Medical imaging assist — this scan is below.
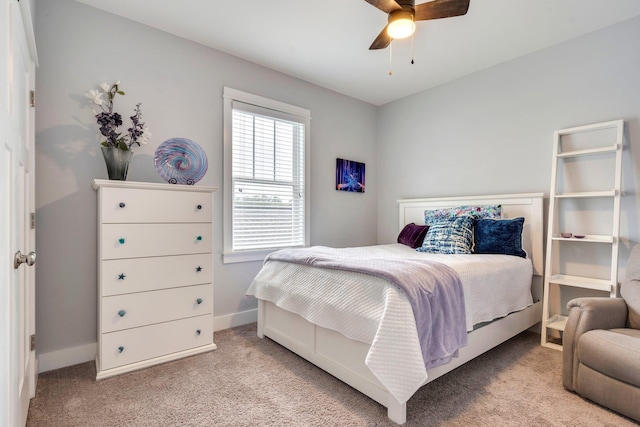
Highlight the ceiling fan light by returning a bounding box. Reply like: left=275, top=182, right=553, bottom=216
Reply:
left=387, top=10, right=415, bottom=39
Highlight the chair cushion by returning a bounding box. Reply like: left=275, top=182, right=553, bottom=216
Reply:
left=622, top=244, right=640, bottom=329
left=577, top=328, right=640, bottom=387
left=622, top=279, right=640, bottom=329
left=626, top=244, right=640, bottom=280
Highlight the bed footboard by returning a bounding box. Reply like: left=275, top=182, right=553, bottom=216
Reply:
left=257, top=299, right=408, bottom=423
left=257, top=299, right=541, bottom=425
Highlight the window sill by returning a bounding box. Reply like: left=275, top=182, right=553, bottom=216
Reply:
left=222, top=246, right=307, bottom=264
left=222, top=249, right=275, bottom=264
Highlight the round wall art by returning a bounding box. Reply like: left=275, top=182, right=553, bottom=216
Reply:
left=154, top=138, right=208, bottom=185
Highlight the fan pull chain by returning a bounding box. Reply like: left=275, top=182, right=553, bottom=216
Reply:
left=388, top=40, right=393, bottom=75
left=411, top=31, right=415, bottom=65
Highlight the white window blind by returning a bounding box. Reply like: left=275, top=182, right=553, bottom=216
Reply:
left=231, top=100, right=307, bottom=252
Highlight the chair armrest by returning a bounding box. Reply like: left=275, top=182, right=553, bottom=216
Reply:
left=562, top=297, right=628, bottom=391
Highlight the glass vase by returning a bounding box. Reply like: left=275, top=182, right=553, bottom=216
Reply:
left=100, top=146, right=133, bottom=181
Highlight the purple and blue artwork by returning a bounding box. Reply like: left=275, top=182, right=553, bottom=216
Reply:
left=336, top=158, right=365, bottom=193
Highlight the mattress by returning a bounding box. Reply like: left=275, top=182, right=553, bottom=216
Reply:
left=246, top=243, right=533, bottom=403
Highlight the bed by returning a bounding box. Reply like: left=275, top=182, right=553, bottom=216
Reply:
left=246, top=193, right=544, bottom=424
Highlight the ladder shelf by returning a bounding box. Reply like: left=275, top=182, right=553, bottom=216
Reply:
left=541, top=119, right=623, bottom=350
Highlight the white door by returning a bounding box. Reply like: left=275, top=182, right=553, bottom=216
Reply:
left=1, top=1, right=37, bottom=426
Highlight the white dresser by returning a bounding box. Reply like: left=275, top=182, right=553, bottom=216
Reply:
left=92, top=179, right=218, bottom=380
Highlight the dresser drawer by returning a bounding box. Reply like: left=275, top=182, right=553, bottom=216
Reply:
left=100, top=187, right=212, bottom=223
left=100, top=223, right=212, bottom=260
left=100, top=254, right=213, bottom=297
left=100, top=314, right=213, bottom=370
left=101, top=284, right=212, bottom=333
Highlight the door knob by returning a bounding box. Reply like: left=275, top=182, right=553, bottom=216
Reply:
left=14, top=250, right=36, bottom=269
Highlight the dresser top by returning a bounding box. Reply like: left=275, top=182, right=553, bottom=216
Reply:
left=92, top=179, right=217, bottom=193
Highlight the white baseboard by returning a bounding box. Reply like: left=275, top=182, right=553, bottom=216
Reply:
left=213, top=309, right=257, bottom=331
left=37, top=310, right=258, bottom=373
left=38, top=342, right=97, bottom=374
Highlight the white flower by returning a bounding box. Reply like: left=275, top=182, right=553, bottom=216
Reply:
left=99, top=82, right=110, bottom=92
left=139, top=128, right=152, bottom=145
left=85, top=89, right=103, bottom=106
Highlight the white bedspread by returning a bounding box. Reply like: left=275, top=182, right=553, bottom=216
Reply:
left=246, top=243, right=533, bottom=404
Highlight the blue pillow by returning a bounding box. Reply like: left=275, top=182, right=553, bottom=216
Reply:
left=417, top=216, right=475, bottom=254
left=474, top=217, right=526, bottom=258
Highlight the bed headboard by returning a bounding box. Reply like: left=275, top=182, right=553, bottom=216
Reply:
left=397, top=193, right=544, bottom=276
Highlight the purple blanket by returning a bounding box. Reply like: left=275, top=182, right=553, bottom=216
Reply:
left=266, top=247, right=468, bottom=369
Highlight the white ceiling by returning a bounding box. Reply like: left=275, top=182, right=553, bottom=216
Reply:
left=75, top=0, right=640, bottom=106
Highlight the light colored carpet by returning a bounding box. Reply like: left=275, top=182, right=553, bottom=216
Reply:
left=27, top=323, right=636, bottom=426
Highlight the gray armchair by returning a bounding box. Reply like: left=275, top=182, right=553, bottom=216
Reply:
left=562, top=244, right=640, bottom=422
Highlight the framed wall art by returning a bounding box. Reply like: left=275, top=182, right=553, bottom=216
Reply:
left=336, top=158, right=365, bottom=193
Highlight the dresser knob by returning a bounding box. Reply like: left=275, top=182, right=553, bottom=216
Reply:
left=118, top=346, right=124, bottom=353
left=196, top=298, right=203, bottom=305
left=119, top=202, right=125, bottom=208
left=196, top=266, right=202, bottom=272
left=196, top=329, right=201, bottom=336
left=118, top=310, right=126, bottom=317
left=118, top=238, right=125, bottom=244
left=118, top=273, right=126, bottom=280
left=196, top=204, right=202, bottom=210
left=196, top=235, right=202, bottom=241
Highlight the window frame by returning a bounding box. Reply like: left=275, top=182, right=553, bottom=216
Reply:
left=223, top=87, right=311, bottom=264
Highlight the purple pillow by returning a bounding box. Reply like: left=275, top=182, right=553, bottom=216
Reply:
left=397, top=223, right=429, bottom=249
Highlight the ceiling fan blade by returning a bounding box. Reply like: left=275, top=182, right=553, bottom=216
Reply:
left=369, top=25, right=392, bottom=50
left=414, top=0, right=470, bottom=21
left=364, top=0, right=402, bottom=14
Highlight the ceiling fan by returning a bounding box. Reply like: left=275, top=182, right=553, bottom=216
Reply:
left=366, top=0, right=470, bottom=50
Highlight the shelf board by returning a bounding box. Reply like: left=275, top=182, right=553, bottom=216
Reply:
left=554, top=190, right=616, bottom=198
left=557, top=120, right=622, bottom=135
left=557, top=145, right=618, bottom=158
left=551, top=234, right=614, bottom=243
left=546, top=314, right=568, bottom=332
left=541, top=341, right=563, bottom=351
left=548, top=274, right=612, bottom=292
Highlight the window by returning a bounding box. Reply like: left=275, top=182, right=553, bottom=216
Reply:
left=223, top=88, right=310, bottom=263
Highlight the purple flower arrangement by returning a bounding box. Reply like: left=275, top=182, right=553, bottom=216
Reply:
left=86, top=81, right=151, bottom=150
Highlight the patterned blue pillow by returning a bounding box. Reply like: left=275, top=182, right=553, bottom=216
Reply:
left=417, top=216, right=475, bottom=254
left=424, top=204, right=501, bottom=226
left=474, top=217, right=526, bottom=258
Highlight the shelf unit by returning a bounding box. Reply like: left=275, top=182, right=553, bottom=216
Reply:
left=541, top=120, right=623, bottom=350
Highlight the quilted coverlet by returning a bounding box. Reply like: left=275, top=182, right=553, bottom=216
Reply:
left=266, top=246, right=468, bottom=370
left=247, top=244, right=533, bottom=403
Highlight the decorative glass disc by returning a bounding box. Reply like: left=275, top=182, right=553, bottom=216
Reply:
left=154, top=138, right=208, bottom=185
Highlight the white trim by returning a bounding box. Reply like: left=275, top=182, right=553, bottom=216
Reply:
left=213, top=309, right=258, bottom=331
left=38, top=343, right=97, bottom=373
left=222, top=249, right=272, bottom=264
left=18, top=0, right=38, bottom=66
left=223, top=87, right=311, bottom=120
left=223, top=87, right=311, bottom=263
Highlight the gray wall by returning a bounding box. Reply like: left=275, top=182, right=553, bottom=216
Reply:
left=35, top=0, right=640, bottom=365
left=376, top=16, right=640, bottom=276
left=34, top=0, right=377, bottom=357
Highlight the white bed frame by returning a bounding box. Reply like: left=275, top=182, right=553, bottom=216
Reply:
left=256, top=193, right=544, bottom=424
